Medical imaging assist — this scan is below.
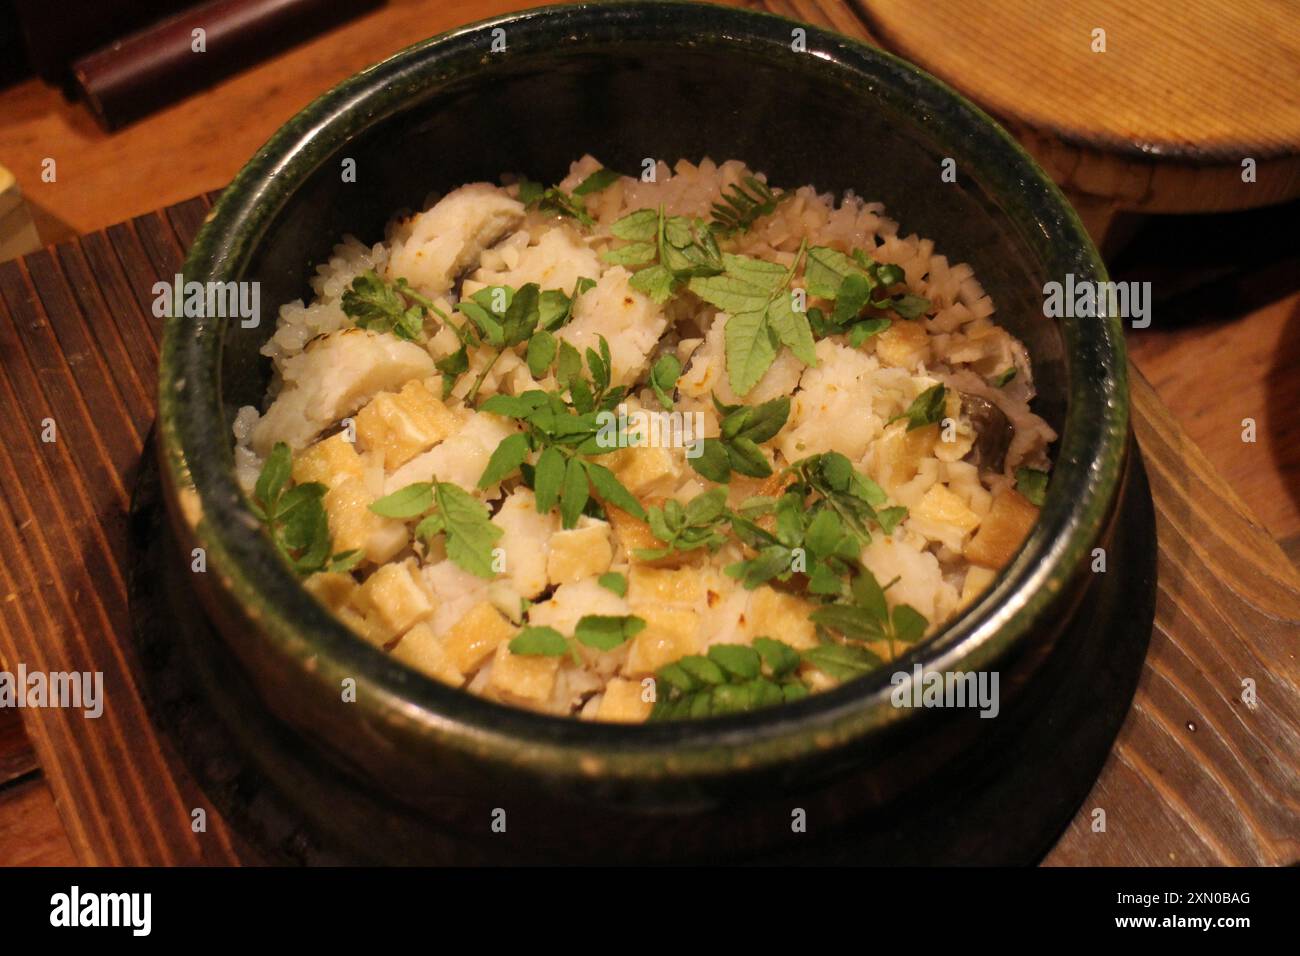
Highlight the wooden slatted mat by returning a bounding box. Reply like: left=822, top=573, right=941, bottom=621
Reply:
left=0, top=194, right=1297, bottom=865
left=0, top=195, right=246, bottom=864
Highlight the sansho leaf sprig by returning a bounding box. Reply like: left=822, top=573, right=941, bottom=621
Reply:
left=689, top=394, right=791, bottom=484
left=368, top=479, right=503, bottom=579
left=603, top=204, right=725, bottom=305
left=251, top=442, right=361, bottom=576
left=475, top=345, right=647, bottom=528
left=341, top=270, right=446, bottom=342
left=509, top=614, right=647, bottom=665
left=651, top=639, right=808, bottom=720
left=518, top=166, right=623, bottom=225
left=688, top=242, right=816, bottom=397
left=803, top=246, right=931, bottom=344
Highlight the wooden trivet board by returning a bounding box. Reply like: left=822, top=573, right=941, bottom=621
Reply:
left=0, top=193, right=1296, bottom=865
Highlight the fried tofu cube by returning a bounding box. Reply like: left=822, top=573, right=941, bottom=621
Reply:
left=607, top=505, right=695, bottom=568
left=911, top=483, right=982, bottom=551
left=959, top=565, right=998, bottom=609
left=485, top=642, right=560, bottom=705
left=303, top=571, right=359, bottom=611
left=442, top=601, right=516, bottom=673
left=335, top=605, right=393, bottom=648
left=874, top=319, right=931, bottom=369
left=323, top=475, right=408, bottom=564
left=873, top=419, right=939, bottom=489
left=355, top=379, right=457, bottom=469
left=628, top=566, right=704, bottom=607
left=354, top=560, right=433, bottom=635
left=546, top=519, right=614, bottom=585
left=748, top=586, right=818, bottom=650
left=596, top=677, right=653, bottom=723
left=726, top=471, right=796, bottom=507
left=391, top=621, right=465, bottom=686
left=604, top=444, right=680, bottom=497
left=964, top=488, right=1039, bottom=570
left=624, top=606, right=700, bottom=676
left=292, top=432, right=364, bottom=488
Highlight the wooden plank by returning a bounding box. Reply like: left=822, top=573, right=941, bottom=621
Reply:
left=0, top=0, right=1294, bottom=865
left=0, top=777, right=78, bottom=866
left=1127, top=290, right=1300, bottom=553
left=2, top=195, right=1296, bottom=866
left=1044, top=372, right=1300, bottom=865
left=0, top=711, right=37, bottom=789
left=0, top=229, right=242, bottom=865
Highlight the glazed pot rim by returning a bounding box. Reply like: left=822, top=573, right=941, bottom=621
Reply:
left=159, top=0, right=1128, bottom=781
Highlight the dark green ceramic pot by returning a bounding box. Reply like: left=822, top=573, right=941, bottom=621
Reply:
left=158, top=1, right=1128, bottom=862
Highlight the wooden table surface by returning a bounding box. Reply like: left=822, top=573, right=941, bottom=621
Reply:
left=0, top=0, right=1296, bottom=866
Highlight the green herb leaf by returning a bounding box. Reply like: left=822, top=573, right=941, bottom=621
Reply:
left=602, top=241, right=658, bottom=266
left=597, top=571, right=627, bottom=597
left=875, top=505, right=908, bottom=535
left=708, top=643, right=762, bottom=680
left=804, top=246, right=867, bottom=300
left=847, top=317, right=891, bottom=347
left=435, top=481, right=503, bottom=579
left=251, top=443, right=341, bottom=575
left=413, top=512, right=444, bottom=541
left=690, top=247, right=809, bottom=396
left=532, top=446, right=565, bottom=513
left=510, top=626, right=569, bottom=656
left=341, top=270, right=431, bottom=341
left=538, top=284, right=585, bottom=331
left=277, top=483, right=327, bottom=553
left=678, top=655, right=727, bottom=686
left=898, top=383, right=947, bottom=432
left=888, top=293, right=931, bottom=319
left=583, top=461, right=646, bottom=520
left=253, top=442, right=292, bottom=517
left=752, top=636, right=801, bottom=678
left=526, top=330, right=557, bottom=378
left=520, top=180, right=594, bottom=225
left=574, top=614, right=646, bottom=651
left=849, top=567, right=889, bottom=623
left=710, top=175, right=786, bottom=236
left=572, top=167, right=622, bottom=196
left=555, top=340, right=584, bottom=389
left=478, top=432, right=530, bottom=489
left=735, top=396, right=790, bottom=444
left=368, top=482, right=434, bottom=518
left=767, top=289, right=818, bottom=365
left=725, top=544, right=793, bottom=589
left=327, top=549, right=363, bottom=574
left=559, top=455, right=589, bottom=528
left=628, top=263, right=676, bottom=304
left=435, top=343, right=470, bottom=398
left=688, top=437, right=733, bottom=483
left=689, top=396, right=790, bottom=484
left=830, top=271, right=874, bottom=326
left=610, top=208, right=659, bottom=242
left=1015, top=466, right=1049, bottom=506
left=810, top=603, right=885, bottom=642
left=649, top=353, right=681, bottom=410
left=891, top=604, right=928, bottom=644
left=802, top=642, right=883, bottom=681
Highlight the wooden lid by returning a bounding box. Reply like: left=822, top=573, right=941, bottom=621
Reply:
left=858, top=0, right=1300, bottom=159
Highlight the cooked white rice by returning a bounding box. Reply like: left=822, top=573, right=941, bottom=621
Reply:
left=233, top=155, right=1056, bottom=722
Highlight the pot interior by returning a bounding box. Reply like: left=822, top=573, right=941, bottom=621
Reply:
left=222, top=36, right=1068, bottom=436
